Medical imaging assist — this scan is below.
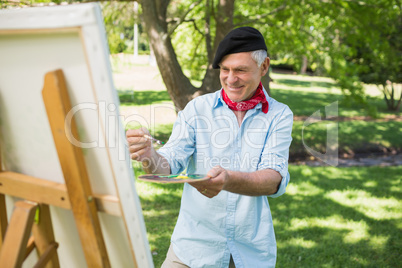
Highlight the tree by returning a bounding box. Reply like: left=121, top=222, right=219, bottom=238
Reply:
left=3, top=0, right=400, bottom=113
left=138, top=0, right=306, bottom=111
left=342, top=2, right=402, bottom=111
left=138, top=0, right=401, bottom=112
left=139, top=0, right=236, bottom=111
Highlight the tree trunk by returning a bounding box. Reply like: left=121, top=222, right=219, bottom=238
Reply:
left=199, top=0, right=234, bottom=94
left=141, top=0, right=195, bottom=111
left=261, top=70, right=271, bottom=96
left=380, top=83, right=401, bottom=111
left=300, top=55, right=308, bottom=75
left=140, top=0, right=235, bottom=111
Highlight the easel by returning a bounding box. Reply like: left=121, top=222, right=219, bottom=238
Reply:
left=0, top=70, right=119, bottom=267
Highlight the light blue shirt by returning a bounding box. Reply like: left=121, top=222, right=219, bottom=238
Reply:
left=158, top=88, right=293, bottom=268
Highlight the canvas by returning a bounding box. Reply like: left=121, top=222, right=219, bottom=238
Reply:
left=0, top=3, right=153, bottom=267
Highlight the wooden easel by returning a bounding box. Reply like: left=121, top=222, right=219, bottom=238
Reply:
left=0, top=70, right=117, bottom=267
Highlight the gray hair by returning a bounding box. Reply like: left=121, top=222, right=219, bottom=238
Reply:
left=251, top=49, right=268, bottom=67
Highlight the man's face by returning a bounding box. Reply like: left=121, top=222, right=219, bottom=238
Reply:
left=219, top=52, right=269, bottom=102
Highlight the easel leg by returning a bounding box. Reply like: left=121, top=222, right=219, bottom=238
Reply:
left=0, top=151, right=8, bottom=249
left=32, top=204, right=60, bottom=268
left=0, top=201, right=37, bottom=267
left=42, top=69, right=110, bottom=267
left=0, top=193, right=7, bottom=248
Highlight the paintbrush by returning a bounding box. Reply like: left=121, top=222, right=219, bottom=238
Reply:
left=143, top=134, right=164, bottom=145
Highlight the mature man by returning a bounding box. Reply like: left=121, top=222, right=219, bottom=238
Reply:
left=127, top=27, right=293, bottom=268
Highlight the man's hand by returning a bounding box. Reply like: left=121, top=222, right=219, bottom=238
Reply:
left=190, top=166, right=283, bottom=197
left=190, top=165, right=228, bottom=198
left=126, top=127, right=154, bottom=162
left=126, top=127, right=171, bottom=175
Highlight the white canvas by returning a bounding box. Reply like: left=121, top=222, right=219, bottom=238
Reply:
left=0, top=3, right=153, bottom=267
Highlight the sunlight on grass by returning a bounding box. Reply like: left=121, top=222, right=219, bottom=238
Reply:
left=271, top=72, right=341, bottom=94
left=363, top=180, right=378, bottom=188
left=287, top=215, right=370, bottom=244
left=271, top=166, right=401, bottom=267
left=270, top=72, right=385, bottom=99
left=283, top=237, right=317, bottom=249
left=326, top=190, right=402, bottom=220
left=285, top=181, right=323, bottom=196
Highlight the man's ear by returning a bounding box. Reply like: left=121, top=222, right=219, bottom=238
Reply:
left=261, top=57, right=270, bottom=76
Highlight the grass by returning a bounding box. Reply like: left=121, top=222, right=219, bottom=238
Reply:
left=272, top=166, right=401, bottom=268
left=134, top=165, right=402, bottom=267
left=118, top=90, right=171, bottom=106
left=269, top=73, right=398, bottom=118
left=291, top=120, right=402, bottom=159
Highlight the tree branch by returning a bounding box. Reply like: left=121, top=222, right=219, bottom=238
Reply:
left=167, top=0, right=202, bottom=36
left=190, top=34, right=204, bottom=63
left=397, top=87, right=402, bottom=111
left=234, top=3, right=287, bottom=27
left=205, top=0, right=213, bottom=63
left=186, top=19, right=203, bottom=35
left=381, top=84, right=391, bottom=107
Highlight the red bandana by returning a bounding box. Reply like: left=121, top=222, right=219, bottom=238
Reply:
left=221, top=82, right=269, bottom=113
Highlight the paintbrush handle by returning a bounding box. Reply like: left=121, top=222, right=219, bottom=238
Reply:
left=143, top=134, right=164, bottom=145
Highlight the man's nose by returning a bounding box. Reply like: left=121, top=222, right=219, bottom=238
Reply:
left=227, top=71, right=238, bottom=84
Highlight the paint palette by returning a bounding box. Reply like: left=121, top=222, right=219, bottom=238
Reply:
left=137, top=174, right=209, bottom=183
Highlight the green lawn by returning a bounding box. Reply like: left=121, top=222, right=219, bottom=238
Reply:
left=135, top=165, right=401, bottom=267
left=118, top=90, right=171, bottom=106
left=291, top=120, right=402, bottom=160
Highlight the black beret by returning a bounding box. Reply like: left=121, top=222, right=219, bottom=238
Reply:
left=212, top=26, right=267, bottom=69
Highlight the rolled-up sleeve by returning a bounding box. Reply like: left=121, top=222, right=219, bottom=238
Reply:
left=257, top=106, right=293, bottom=198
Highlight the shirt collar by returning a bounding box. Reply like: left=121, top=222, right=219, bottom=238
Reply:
left=213, top=89, right=224, bottom=109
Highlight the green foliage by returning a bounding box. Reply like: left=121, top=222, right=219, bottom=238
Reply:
left=164, top=0, right=400, bottom=113
left=169, top=1, right=209, bottom=81
left=333, top=1, right=402, bottom=112
left=101, top=2, right=149, bottom=54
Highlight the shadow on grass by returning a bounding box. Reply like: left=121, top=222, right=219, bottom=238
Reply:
left=290, top=120, right=402, bottom=160
left=271, top=89, right=367, bottom=117
left=274, top=78, right=335, bottom=89
left=271, top=166, right=401, bottom=267
left=118, top=90, right=171, bottom=105
left=271, top=87, right=398, bottom=119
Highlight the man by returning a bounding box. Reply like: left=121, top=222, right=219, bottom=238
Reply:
left=127, top=27, right=293, bottom=268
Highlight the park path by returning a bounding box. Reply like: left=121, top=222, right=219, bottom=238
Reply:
left=112, top=54, right=401, bottom=167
